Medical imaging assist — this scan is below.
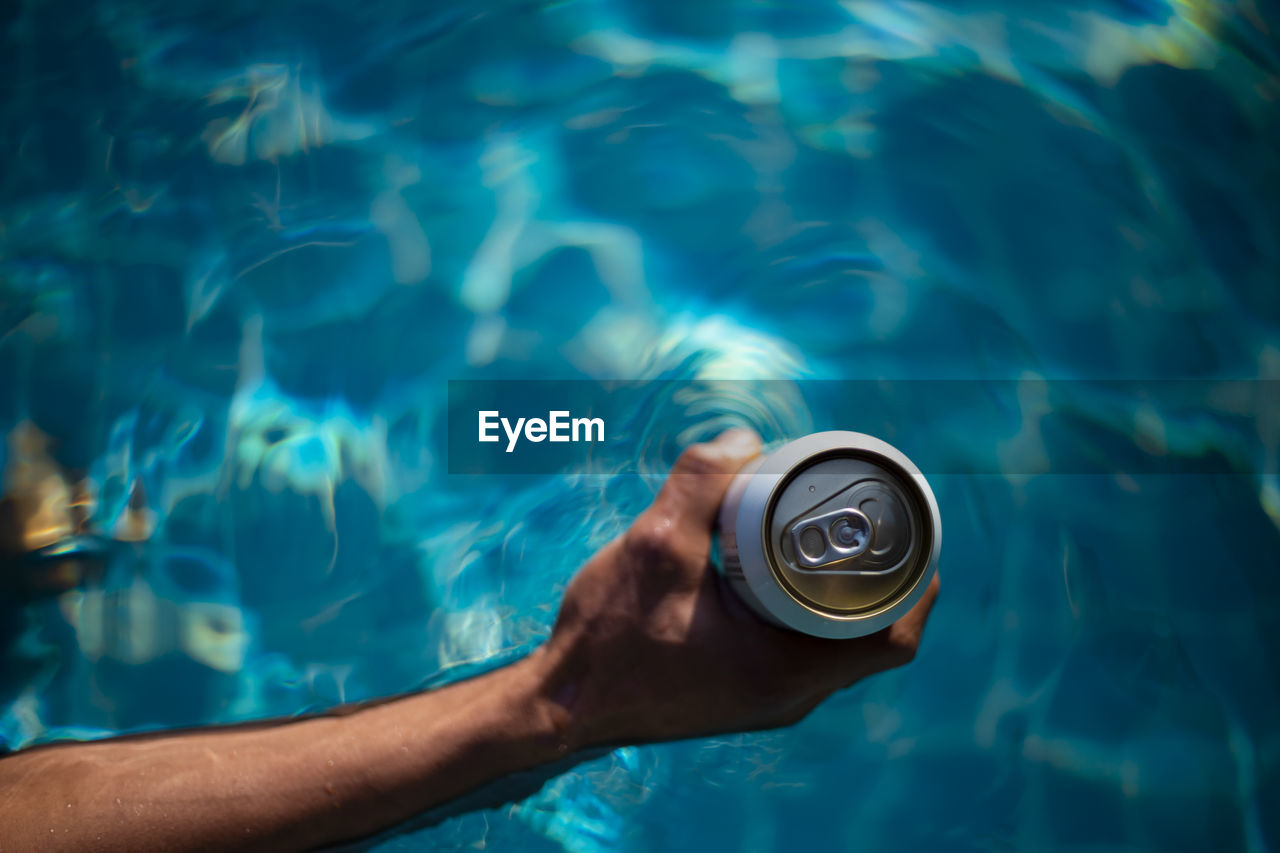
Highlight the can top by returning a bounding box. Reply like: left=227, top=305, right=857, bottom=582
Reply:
left=764, top=449, right=932, bottom=617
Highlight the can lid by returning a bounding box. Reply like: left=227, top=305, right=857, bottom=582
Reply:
left=765, top=450, right=931, bottom=616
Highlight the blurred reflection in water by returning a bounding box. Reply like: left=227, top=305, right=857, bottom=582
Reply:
left=0, top=0, right=1277, bottom=850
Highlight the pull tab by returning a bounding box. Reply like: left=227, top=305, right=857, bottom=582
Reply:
left=789, top=507, right=872, bottom=570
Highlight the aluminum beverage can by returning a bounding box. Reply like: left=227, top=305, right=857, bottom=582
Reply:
left=717, top=431, right=941, bottom=639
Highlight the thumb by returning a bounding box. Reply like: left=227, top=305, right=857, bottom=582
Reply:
left=647, top=428, right=762, bottom=539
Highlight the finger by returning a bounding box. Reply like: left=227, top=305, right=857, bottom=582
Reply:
left=826, top=572, right=940, bottom=685
left=646, top=428, right=762, bottom=539
left=890, top=571, right=940, bottom=649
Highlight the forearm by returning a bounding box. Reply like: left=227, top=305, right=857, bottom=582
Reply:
left=0, top=651, right=571, bottom=852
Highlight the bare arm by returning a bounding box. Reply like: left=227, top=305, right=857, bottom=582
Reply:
left=0, top=429, right=939, bottom=851
left=0, top=654, right=570, bottom=852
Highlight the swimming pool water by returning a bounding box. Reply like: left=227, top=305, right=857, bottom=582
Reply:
left=1, top=0, right=1278, bottom=850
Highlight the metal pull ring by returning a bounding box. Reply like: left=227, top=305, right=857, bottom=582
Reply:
left=788, top=507, right=872, bottom=571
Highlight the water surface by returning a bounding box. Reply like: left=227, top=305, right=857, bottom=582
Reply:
left=1, top=0, right=1277, bottom=849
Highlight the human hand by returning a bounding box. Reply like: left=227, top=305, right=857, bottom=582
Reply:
left=539, top=428, right=940, bottom=750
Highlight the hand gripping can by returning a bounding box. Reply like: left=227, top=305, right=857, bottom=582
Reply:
left=717, top=431, right=941, bottom=639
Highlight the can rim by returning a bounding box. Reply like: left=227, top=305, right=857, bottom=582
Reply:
left=730, top=430, right=941, bottom=639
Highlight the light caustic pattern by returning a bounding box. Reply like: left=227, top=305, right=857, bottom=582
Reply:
left=0, top=0, right=1278, bottom=850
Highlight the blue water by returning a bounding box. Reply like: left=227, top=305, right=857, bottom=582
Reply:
left=2, top=0, right=1278, bottom=849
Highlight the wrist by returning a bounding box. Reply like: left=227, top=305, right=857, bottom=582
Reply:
left=527, top=631, right=644, bottom=753
left=522, top=643, right=588, bottom=754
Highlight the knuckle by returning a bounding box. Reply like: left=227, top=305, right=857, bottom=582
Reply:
left=890, top=631, right=920, bottom=665
left=624, top=516, right=679, bottom=562
left=675, top=442, right=724, bottom=476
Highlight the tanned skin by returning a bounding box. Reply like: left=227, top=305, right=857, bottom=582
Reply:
left=0, top=429, right=939, bottom=851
